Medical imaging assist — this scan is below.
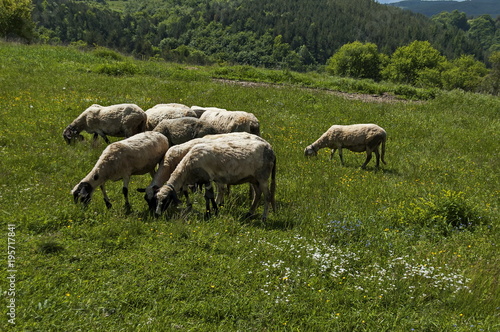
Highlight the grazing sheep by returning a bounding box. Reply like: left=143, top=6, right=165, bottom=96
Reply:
left=138, top=132, right=266, bottom=215
left=145, top=103, right=197, bottom=130
left=190, top=106, right=228, bottom=118
left=199, top=109, right=261, bottom=136
left=152, top=117, right=219, bottom=146
left=304, top=124, right=387, bottom=168
left=63, top=103, right=147, bottom=144
left=155, top=135, right=276, bottom=221
left=72, top=131, right=169, bottom=210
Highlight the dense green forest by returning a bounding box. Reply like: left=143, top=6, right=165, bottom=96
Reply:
left=27, top=0, right=492, bottom=70
left=391, top=0, right=500, bottom=18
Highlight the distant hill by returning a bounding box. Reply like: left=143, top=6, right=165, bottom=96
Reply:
left=32, top=0, right=487, bottom=69
left=389, top=0, right=500, bottom=17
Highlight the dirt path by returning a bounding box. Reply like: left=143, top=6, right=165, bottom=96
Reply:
left=214, top=78, right=417, bottom=104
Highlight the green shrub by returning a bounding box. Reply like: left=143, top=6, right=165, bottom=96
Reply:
left=93, top=62, right=139, bottom=76
left=92, top=47, right=124, bottom=61
left=383, top=190, right=485, bottom=236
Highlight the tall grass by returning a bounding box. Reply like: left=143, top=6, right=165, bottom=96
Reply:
left=1, top=43, right=499, bottom=330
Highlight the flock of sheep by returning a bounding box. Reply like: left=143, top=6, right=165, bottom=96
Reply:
left=65, top=103, right=387, bottom=221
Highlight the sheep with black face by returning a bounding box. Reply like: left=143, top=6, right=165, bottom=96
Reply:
left=155, top=135, right=276, bottom=221
left=63, top=103, right=146, bottom=144
left=138, top=132, right=267, bottom=216
left=72, top=131, right=169, bottom=211
left=304, top=124, right=387, bottom=169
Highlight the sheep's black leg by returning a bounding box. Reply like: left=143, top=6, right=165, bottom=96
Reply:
left=373, top=147, right=381, bottom=168
left=102, top=135, right=110, bottom=144
left=329, top=148, right=337, bottom=160
left=361, top=151, right=372, bottom=169
left=248, top=183, right=262, bottom=217
left=338, top=148, right=345, bottom=166
left=215, top=183, right=226, bottom=207
left=101, top=184, right=112, bottom=209
left=122, top=178, right=131, bottom=212
left=183, top=189, right=192, bottom=208
left=204, top=183, right=217, bottom=219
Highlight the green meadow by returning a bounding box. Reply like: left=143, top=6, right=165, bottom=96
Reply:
left=1, top=43, right=499, bottom=331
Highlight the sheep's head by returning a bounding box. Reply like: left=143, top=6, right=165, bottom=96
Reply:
left=304, top=145, right=317, bottom=157
left=63, top=125, right=84, bottom=144
left=137, top=185, right=160, bottom=213
left=155, top=184, right=181, bottom=216
left=72, top=182, right=94, bottom=207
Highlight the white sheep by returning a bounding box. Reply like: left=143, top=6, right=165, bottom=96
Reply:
left=145, top=103, right=197, bottom=130
left=199, top=109, right=261, bottom=136
left=304, top=124, right=387, bottom=168
left=152, top=117, right=219, bottom=146
left=138, top=132, right=266, bottom=214
left=190, top=105, right=228, bottom=118
left=155, top=135, right=276, bottom=221
left=63, top=103, right=146, bottom=144
left=72, top=131, right=169, bottom=211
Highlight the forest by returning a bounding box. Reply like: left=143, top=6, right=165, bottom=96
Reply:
left=25, top=0, right=498, bottom=68
left=391, top=0, right=500, bottom=18
left=1, top=0, right=499, bottom=93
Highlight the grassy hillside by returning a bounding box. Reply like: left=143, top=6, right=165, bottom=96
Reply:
left=1, top=43, right=499, bottom=330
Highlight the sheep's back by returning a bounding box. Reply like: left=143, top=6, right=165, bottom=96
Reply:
left=97, top=132, right=169, bottom=179
left=85, top=104, right=146, bottom=137
left=199, top=110, right=260, bottom=134
left=145, top=105, right=197, bottom=130
left=177, top=139, right=274, bottom=185
left=330, top=124, right=385, bottom=145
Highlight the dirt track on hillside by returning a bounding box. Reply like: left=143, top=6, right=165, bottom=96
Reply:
left=214, top=78, right=419, bottom=104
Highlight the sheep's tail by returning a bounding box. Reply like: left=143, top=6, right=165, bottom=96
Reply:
left=381, top=135, right=387, bottom=165
left=270, top=157, right=277, bottom=211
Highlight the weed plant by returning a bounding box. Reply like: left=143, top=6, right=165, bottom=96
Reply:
left=0, top=43, right=499, bottom=330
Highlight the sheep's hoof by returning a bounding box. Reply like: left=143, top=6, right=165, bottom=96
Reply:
left=124, top=203, right=132, bottom=214
left=204, top=211, right=212, bottom=220
left=105, top=201, right=112, bottom=209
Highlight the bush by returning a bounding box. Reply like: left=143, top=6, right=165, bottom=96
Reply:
left=92, top=47, right=124, bottom=61
left=93, top=62, right=139, bottom=76
left=326, top=41, right=382, bottom=80
left=383, top=190, right=485, bottom=236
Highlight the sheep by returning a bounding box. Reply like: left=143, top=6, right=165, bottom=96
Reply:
left=152, top=117, right=219, bottom=146
left=63, top=103, right=146, bottom=144
left=199, top=109, right=261, bottom=136
left=145, top=103, right=197, bottom=130
left=190, top=105, right=228, bottom=118
left=138, top=132, right=267, bottom=215
left=72, top=131, right=169, bottom=211
left=304, top=124, right=387, bottom=169
left=154, top=135, right=277, bottom=221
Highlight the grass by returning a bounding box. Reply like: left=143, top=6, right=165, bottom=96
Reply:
left=0, top=43, right=499, bottom=331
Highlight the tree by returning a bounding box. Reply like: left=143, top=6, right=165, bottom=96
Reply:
left=382, top=41, right=447, bottom=85
left=480, top=51, right=500, bottom=95
left=432, top=10, right=469, bottom=31
left=0, top=0, right=33, bottom=40
left=441, top=55, right=488, bottom=91
left=467, top=15, right=496, bottom=50
left=326, top=41, right=382, bottom=80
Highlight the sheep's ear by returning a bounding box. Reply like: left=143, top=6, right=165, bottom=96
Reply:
left=137, top=188, right=146, bottom=193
